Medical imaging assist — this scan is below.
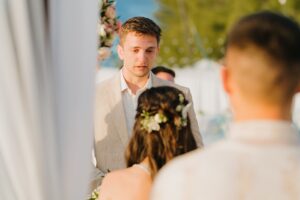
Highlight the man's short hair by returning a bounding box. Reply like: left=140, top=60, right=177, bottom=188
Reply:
left=226, top=11, right=300, bottom=103
left=151, top=66, right=176, bottom=78
left=119, top=16, right=161, bottom=45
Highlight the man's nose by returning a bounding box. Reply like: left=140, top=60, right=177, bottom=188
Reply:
left=137, top=51, right=147, bottom=62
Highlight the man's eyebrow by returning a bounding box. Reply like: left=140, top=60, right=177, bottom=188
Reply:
left=130, top=46, right=141, bottom=49
left=130, top=46, right=156, bottom=49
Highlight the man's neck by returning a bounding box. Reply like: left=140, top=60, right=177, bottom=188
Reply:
left=122, top=72, right=149, bottom=95
left=233, top=101, right=292, bottom=122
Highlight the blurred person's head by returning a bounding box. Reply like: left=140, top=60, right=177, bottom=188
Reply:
left=118, top=17, right=161, bottom=80
left=222, top=11, right=300, bottom=121
left=125, top=86, right=197, bottom=178
left=151, top=66, right=176, bottom=82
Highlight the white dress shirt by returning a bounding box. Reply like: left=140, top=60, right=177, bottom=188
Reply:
left=120, top=70, right=152, bottom=136
left=151, top=120, right=300, bottom=200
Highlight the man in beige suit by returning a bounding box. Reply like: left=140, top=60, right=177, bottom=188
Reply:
left=92, top=17, right=203, bottom=188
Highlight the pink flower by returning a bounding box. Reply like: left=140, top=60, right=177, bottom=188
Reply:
left=105, top=5, right=115, bottom=19
left=104, top=24, right=115, bottom=34
left=98, top=47, right=111, bottom=61
left=98, top=0, right=119, bottom=52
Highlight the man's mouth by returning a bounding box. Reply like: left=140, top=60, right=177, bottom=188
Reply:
left=135, top=65, right=148, bottom=68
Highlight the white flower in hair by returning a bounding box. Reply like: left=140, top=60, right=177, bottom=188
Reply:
left=181, top=103, right=191, bottom=119
left=147, top=118, right=160, bottom=132
left=141, top=111, right=168, bottom=133
left=176, top=94, right=185, bottom=112
left=179, top=93, right=185, bottom=103
left=176, top=104, right=184, bottom=112
left=154, top=113, right=168, bottom=123
left=174, top=93, right=191, bottom=128
left=181, top=103, right=191, bottom=127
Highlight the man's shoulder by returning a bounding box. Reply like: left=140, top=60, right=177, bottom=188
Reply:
left=159, top=140, right=231, bottom=174
left=154, top=77, right=189, bottom=93
left=96, top=73, right=119, bottom=91
left=151, top=141, right=238, bottom=199
left=151, top=149, right=204, bottom=199
left=168, top=149, right=203, bottom=170
left=156, top=149, right=203, bottom=181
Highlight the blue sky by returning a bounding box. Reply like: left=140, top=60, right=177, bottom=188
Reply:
left=116, top=0, right=158, bottom=22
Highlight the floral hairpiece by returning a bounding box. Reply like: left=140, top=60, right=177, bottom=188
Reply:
left=141, top=111, right=168, bottom=133
left=140, top=93, right=191, bottom=133
left=175, top=94, right=191, bottom=128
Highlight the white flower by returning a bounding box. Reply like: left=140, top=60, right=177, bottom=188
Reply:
left=99, top=24, right=106, bottom=37
left=141, top=111, right=168, bottom=133
left=147, top=118, right=160, bottom=132
left=176, top=105, right=184, bottom=112
left=154, top=113, right=161, bottom=123
left=181, top=103, right=191, bottom=119
left=179, top=93, right=185, bottom=103
left=154, top=113, right=168, bottom=123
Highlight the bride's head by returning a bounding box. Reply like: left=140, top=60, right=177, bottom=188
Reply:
left=125, top=86, right=197, bottom=178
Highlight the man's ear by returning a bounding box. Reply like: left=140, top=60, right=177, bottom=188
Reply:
left=117, top=44, right=124, bottom=60
left=221, top=66, right=231, bottom=94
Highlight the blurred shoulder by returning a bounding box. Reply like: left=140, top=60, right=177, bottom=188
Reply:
left=151, top=149, right=203, bottom=200
left=96, top=72, right=119, bottom=91
left=100, top=167, right=152, bottom=200
left=151, top=141, right=235, bottom=200
left=154, top=140, right=236, bottom=181
left=100, top=169, right=125, bottom=187
left=99, top=168, right=130, bottom=194
left=157, top=148, right=204, bottom=176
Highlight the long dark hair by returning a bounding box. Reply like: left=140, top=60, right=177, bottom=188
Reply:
left=125, top=86, right=197, bottom=178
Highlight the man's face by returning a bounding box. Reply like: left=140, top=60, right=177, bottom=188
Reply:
left=118, top=32, right=159, bottom=79
left=156, top=72, right=175, bottom=82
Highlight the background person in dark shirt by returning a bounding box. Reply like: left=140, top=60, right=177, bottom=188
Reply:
left=151, top=66, right=175, bottom=82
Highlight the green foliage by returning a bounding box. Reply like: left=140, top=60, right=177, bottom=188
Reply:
left=155, top=0, right=300, bottom=67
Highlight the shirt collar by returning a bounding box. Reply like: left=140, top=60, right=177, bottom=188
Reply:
left=120, top=69, right=153, bottom=92
left=228, top=120, right=300, bottom=145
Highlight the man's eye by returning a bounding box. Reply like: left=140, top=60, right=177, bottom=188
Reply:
left=133, top=49, right=139, bottom=53
left=146, top=50, right=153, bottom=53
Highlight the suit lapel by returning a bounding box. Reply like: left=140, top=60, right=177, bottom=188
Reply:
left=108, top=74, right=129, bottom=146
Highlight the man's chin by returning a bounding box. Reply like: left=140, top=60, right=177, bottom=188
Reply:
left=134, top=71, right=150, bottom=78
left=133, top=67, right=150, bottom=77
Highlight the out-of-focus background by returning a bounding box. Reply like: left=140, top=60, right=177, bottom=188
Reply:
left=99, top=0, right=300, bottom=145
left=3, top=1, right=300, bottom=199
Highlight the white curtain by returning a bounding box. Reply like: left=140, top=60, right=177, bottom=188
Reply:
left=0, top=0, right=98, bottom=199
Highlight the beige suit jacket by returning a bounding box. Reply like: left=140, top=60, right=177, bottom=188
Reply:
left=92, top=72, right=203, bottom=187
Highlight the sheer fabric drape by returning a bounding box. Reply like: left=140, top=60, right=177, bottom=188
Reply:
left=0, top=0, right=98, bottom=199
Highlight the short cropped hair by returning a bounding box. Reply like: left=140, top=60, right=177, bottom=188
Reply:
left=119, top=16, right=161, bottom=45
left=226, top=11, right=300, bottom=103
left=151, top=66, right=176, bottom=78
